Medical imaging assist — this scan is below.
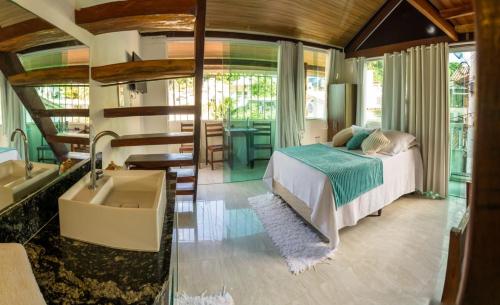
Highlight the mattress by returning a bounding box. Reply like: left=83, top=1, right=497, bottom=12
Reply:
left=263, top=146, right=423, bottom=248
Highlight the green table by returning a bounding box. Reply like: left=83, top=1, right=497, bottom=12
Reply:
left=224, top=127, right=258, bottom=169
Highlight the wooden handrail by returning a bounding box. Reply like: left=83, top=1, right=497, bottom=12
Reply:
left=441, top=207, right=470, bottom=305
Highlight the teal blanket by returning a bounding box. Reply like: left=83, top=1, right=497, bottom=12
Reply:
left=278, top=144, right=383, bottom=208
left=0, top=147, right=15, bottom=153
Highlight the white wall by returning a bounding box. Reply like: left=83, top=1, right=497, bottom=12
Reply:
left=302, top=119, right=329, bottom=144
left=139, top=36, right=173, bottom=155
left=90, top=31, right=145, bottom=167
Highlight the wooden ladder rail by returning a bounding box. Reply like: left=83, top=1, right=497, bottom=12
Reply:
left=441, top=206, right=470, bottom=305
left=192, top=0, right=206, bottom=200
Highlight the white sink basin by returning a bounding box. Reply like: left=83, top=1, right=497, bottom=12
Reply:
left=58, top=170, right=167, bottom=252
left=0, top=160, right=59, bottom=210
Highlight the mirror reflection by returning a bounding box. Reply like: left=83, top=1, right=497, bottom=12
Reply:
left=0, top=0, right=89, bottom=211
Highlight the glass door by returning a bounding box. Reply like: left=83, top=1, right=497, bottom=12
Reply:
left=449, top=49, right=475, bottom=198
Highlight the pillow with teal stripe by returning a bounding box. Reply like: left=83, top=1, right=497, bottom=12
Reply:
left=346, top=130, right=371, bottom=150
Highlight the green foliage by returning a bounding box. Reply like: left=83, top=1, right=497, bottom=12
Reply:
left=366, top=60, right=384, bottom=84
left=250, top=77, right=274, bottom=98
left=449, top=62, right=461, bottom=77
left=208, top=97, right=234, bottom=120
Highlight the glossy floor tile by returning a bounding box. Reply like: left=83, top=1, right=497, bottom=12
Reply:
left=175, top=180, right=466, bottom=305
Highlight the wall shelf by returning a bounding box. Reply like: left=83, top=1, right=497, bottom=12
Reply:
left=91, top=59, right=195, bottom=85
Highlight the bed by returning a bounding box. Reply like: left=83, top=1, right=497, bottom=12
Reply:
left=263, top=144, right=423, bottom=248
left=0, top=147, right=19, bottom=163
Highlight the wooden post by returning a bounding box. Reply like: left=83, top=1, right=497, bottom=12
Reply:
left=458, top=0, right=500, bottom=303
left=192, top=0, right=206, bottom=200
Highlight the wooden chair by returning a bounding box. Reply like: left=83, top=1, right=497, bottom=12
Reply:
left=252, top=121, right=273, bottom=161
left=205, top=122, right=224, bottom=170
left=441, top=207, right=470, bottom=305
left=179, top=122, right=194, bottom=153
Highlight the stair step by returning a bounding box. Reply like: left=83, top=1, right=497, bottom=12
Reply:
left=104, top=106, right=195, bottom=118
left=111, top=132, right=193, bottom=147
left=91, top=59, right=195, bottom=85
left=46, top=133, right=90, bottom=145
left=8, top=65, right=90, bottom=86
left=168, top=168, right=195, bottom=183
left=32, top=108, right=89, bottom=118
left=125, top=153, right=194, bottom=169
left=63, top=151, right=90, bottom=161
left=176, top=182, right=195, bottom=195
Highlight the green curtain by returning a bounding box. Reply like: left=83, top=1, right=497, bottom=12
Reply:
left=326, top=49, right=345, bottom=85
left=355, top=57, right=366, bottom=126
left=382, top=52, right=407, bottom=131
left=276, top=41, right=304, bottom=148
left=295, top=42, right=305, bottom=134
left=406, top=43, right=449, bottom=196
left=380, top=43, right=450, bottom=196
left=325, top=49, right=346, bottom=126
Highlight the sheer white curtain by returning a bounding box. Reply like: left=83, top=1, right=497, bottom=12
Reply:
left=326, top=49, right=345, bottom=85
left=276, top=41, right=305, bottom=148
left=0, top=72, right=26, bottom=157
left=382, top=43, right=449, bottom=196
left=355, top=57, right=366, bottom=126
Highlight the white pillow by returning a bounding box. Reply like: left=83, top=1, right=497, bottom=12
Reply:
left=361, top=130, right=391, bottom=154
left=379, top=130, right=416, bottom=155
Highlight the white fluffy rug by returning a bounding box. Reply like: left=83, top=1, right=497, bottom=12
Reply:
left=248, top=193, right=335, bottom=274
left=176, top=292, right=234, bottom=305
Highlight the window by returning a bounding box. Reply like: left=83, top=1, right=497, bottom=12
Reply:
left=18, top=48, right=90, bottom=131
left=166, top=39, right=278, bottom=122
left=363, top=59, right=383, bottom=127
left=304, top=48, right=327, bottom=120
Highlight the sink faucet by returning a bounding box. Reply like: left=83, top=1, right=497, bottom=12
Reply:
left=89, top=130, right=119, bottom=190
left=10, top=128, right=33, bottom=179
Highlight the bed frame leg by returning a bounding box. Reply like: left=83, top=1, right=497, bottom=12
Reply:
left=377, top=209, right=382, bottom=216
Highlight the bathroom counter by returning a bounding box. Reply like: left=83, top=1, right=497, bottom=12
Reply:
left=24, top=211, right=173, bottom=305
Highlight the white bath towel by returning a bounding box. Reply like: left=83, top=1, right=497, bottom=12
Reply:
left=0, top=243, right=46, bottom=305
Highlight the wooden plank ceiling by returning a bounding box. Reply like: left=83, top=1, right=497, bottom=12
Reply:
left=430, top=0, right=475, bottom=33
left=76, top=0, right=386, bottom=47
left=205, top=0, right=386, bottom=47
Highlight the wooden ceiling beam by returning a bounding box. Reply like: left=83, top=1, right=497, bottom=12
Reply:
left=75, top=0, right=196, bottom=35
left=0, top=18, right=72, bottom=53
left=440, top=4, right=475, bottom=20
left=8, top=65, right=89, bottom=87
left=407, top=0, right=459, bottom=41
left=345, top=0, right=403, bottom=53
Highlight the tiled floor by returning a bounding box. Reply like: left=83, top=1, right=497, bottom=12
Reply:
left=198, top=160, right=269, bottom=185
left=174, top=181, right=466, bottom=305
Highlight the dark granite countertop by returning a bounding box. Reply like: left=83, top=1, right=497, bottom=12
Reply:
left=25, top=211, right=173, bottom=305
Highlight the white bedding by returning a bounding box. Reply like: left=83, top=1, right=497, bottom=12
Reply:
left=263, top=146, right=423, bottom=248
left=0, top=148, right=19, bottom=163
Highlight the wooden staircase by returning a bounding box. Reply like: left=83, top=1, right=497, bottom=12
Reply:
left=96, top=0, right=207, bottom=198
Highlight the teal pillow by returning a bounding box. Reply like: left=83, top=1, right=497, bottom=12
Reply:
left=346, top=130, right=371, bottom=150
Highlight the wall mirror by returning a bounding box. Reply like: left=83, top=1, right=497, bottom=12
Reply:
left=0, top=0, right=90, bottom=213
